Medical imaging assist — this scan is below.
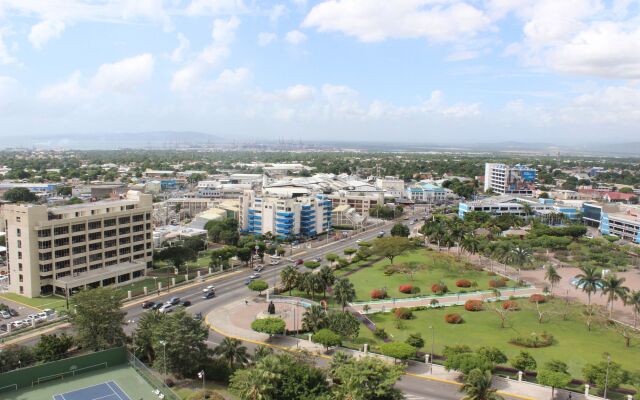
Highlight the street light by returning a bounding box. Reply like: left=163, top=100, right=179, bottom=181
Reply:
left=159, top=340, right=167, bottom=377
left=429, top=326, right=435, bottom=374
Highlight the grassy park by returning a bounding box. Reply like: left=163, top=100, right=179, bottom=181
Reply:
left=0, top=292, right=67, bottom=311
left=345, top=298, right=639, bottom=378
left=337, top=249, right=518, bottom=301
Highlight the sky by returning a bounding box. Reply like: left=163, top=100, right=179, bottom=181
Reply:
left=0, top=0, right=639, bottom=145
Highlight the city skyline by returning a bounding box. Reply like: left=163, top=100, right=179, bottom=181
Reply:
left=0, top=0, right=639, bottom=144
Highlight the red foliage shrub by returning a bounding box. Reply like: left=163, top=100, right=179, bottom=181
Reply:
left=399, top=285, right=414, bottom=294
left=464, top=299, right=484, bottom=311
left=370, top=289, right=387, bottom=299
left=431, top=283, right=448, bottom=294
left=394, top=307, right=414, bottom=320
left=529, top=294, right=546, bottom=303
left=455, top=279, right=472, bottom=288
left=489, top=279, right=506, bottom=288
left=502, top=300, right=520, bottom=310
left=444, top=313, right=463, bottom=324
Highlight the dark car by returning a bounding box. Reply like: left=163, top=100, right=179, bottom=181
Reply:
left=8, top=309, right=18, bottom=317
left=142, top=301, right=155, bottom=309
left=193, top=312, right=203, bottom=321
left=295, top=259, right=304, bottom=266
left=181, top=300, right=192, bottom=307
left=151, top=303, right=163, bottom=311
left=202, top=291, right=215, bottom=299
left=244, top=279, right=253, bottom=285
left=0, top=324, right=6, bottom=332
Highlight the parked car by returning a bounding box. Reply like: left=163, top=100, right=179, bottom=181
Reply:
left=8, top=309, right=18, bottom=317
left=181, top=300, right=192, bottom=307
left=12, top=320, right=26, bottom=329
left=287, top=257, right=295, bottom=263
left=203, top=285, right=216, bottom=293
left=43, top=308, right=55, bottom=316
left=254, top=266, right=264, bottom=273
left=269, top=261, right=279, bottom=266
left=202, top=291, right=216, bottom=299
left=167, top=297, right=180, bottom=305
left=141, top=301, right=155, bottom=309
left=377, top=231, right=385, bottom=238
left=151, top=303, right=163, bottom=311
left=312, top=257, right=321, bottom=263
left=34, top=313, right=48, bottom=322
left=159, top=304, right=173, bottom=314
left=0, top=310, right=10, bottom=319
left=193, top=312, right=203, bottom=321
left=0, top=323, right=7, bottom=332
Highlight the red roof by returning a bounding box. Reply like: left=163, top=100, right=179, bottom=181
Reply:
left=604, top=192, right=638, bottom=201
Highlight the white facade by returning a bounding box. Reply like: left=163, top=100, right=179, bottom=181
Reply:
left=376, top=177, right=405, bottom=199
left=484, top=163, right=537, bottom=195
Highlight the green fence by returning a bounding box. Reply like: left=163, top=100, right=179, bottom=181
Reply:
left=0, top=347, right=127, bottom=392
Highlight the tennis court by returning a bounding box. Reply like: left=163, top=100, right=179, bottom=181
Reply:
left=52, top=381, right=131, bottom=400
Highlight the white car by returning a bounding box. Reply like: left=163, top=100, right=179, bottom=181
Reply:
left=270, top=260, right=279, bottom=266
left=12, top=320, right=27, bottom=329
left=35, top=312, right=48, bottom=322
left=202, top=285, right=216, bottom=293
left=356, top=239, right=362, bottom=243
left=249, top=273, right=261, bottom=279
left=0, top=310, right=10, bottom=319
left=159, top=304, right=173, bottom=314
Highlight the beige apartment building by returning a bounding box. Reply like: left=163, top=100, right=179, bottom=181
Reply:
left=1, top=191, right=154, bottom=298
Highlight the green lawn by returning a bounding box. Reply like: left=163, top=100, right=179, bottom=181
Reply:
left=358, top=298, right=639, bottom=378
left=342, top=249, right=516, bottom=301
left=0, top=292, right=67, bottom=311
left=173, top=381, right=236, bottom=400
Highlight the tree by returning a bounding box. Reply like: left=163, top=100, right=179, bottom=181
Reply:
left=158, top=311, right=209, bottom=376
left=237, top=247, right=252, bottom=266
left=510, top=351, right=536, bottom=372
left=390, top=223, right=410, bottom=237
left=445, top=353, right=494, bottom=375
left=536, top=369, right=571, bottom=398
left=248, top=280, right=269, bottom=294
left=343, top=248, right=357, bottom=260
left=398, top=261, right=424, bottom=281
left=302, top=305, right=328, bottom=332
left=156, top=246, right=197, bottom=270
left=280, top=266, right=299, bottom=296
left=70, top=288, right=126, bottom=351
left=476, top=347, right=507, bottom=365
left=583, top=360, right=627, bottom=394
left=380, top=342, right=416, bottom=361
left=576, top=266, right=602, bottom=307
left=3, top=187, right=38, bottom=203
left=372, top=236, right=414, bottom=265
left=0, top=344, right=35, bottom=373
left=461, top=369, right=504, bottom=400
left=490, top=303, right=511, bottom=329
left=325, top=253, right=339, bottom=266
left=318, top=266, right=336, bottom=299
left=330, top=354, right=404, bottom=400
left=251, top=317, right=286, bottom=337
left=210, top=246, right=237, bottom=270
left=34, top=333, right=74, bottom=362
left=214, top=338, right=250, bottom=370
left=627, top=290, right=640, bottom=328
left=183, top=236, right=206, bottom=252
left=333, top=278, right=356, bottom=310
left=326, top=311, right=359, bottom=339
left=133, top=310, right=164, bottom=362
left=601, top=274, right=630, bottom=318
left=252, top=345, right=273, bottom=362
left=312, top=329, right=342, bottom=350
left=544, top=265, right=561, bottom=294
left=303, top=260, right=321, bottom=270
left=405, top=333, right=424, bottom=349
left=461, top=234, right=481, bottom=257
left=507, top=246, right=532, bottom=268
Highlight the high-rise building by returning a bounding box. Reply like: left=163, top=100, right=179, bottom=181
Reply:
left=239, top=190, right=332, bottom=239
left=1, top=191, right=154, bottom=298
left=484, top=163, right=537, bottom=195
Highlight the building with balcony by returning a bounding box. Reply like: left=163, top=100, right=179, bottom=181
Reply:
left=484, top=163, right=537, bottom=195
left=1, top=191, right=154, bottom=298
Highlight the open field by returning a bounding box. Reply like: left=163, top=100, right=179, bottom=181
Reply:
left=0, top=292, right=67, bottom=311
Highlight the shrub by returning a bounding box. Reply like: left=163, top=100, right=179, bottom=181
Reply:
left=443, top=345, right=472, bottom=359
left=406, top=333, right=424, bottom=349
left=445, top=353, right=494, bottom=374
left=370, top=288, right=387, bottom=299
left=429, top=299, right=440, bottom=308
left=487, top=271, right=497, bottom=276
left=251, top=318, right=286, bottom=336
left=431, top=283, right=448, bottom=294
left=393, top=307, right=413, bottom=320
left=529, top=294, right=546, bottom=303
left=248, top=280, right=269, bottom=293
left=455, top=279, right=472, bottom=288
left=464, top=299, right=483, bottom=311
left=312, top=329, right=342, bottom=349
left=399, top=284, right=414, bottom=294
left=489, top=279, right=506, bottom=288
left=374, top=328, right=389, bottom=340
left=444, top=313, right=463, bottom=324
left=509, top=332, right=554, bottom=348
left=380, top=342, right=416, bottom=360
left=511, top=351, right=537, bottom=372
left=502, top=300, right=520, bottom=310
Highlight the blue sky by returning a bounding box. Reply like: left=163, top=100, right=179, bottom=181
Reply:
left=0, top=0, right=639, bottom=145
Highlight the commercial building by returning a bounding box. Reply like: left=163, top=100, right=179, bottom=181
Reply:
left=328, top=191, right=384, bottom=216
left=239, top=190, right=332, bottom=239
left=1, top=191, right=154, bottom=298
left=484, top=163, right=537, bottom=195
left=331, top=205, right=367, bottom=230
left=406, top=183, right=446, bottom=204
left=197, top=181, right=252, bottom=199
left=601, top=207, right=640, bottom=244
left=375, top=177, right=405, bottom=200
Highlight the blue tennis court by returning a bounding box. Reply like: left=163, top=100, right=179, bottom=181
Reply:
left=52, top=381, right=131, bottom=400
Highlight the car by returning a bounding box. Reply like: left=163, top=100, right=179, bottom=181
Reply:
left=253, top=264, right=264, bottom=271
left=312, top=257, right=321, bottom=263
left=287, top=257, right=295, bottom=262
left=270, top=261, right=279, bottom=266
left=151, top=303, right=163, bottom=311
left=193, top=312, right=203, bottom=321
left=377, top=231, right=385, bottom=238
left=43, top=308, right=55, bottom=316
left=26, top=314, right=38, bottom=321
left=295, top=259, right=304, bottom=266
left=12, top=320, right=27, bottom=329
left=356, top=239, right=362, bottom=243
left=181, top=300, right=192, bottom=307
left=8, top=309, right=18, bottom=317
left=168, top=297, right=180, bottom=305
left=202, top=291, right=216, bottom=299
left=244, top=279, right=253, bottom=285
left=159, top=304, right=173, bottom=314
left=0, top=310, right=10, bottom=319
left=141, top=301, right=155, bottom=309
left=249, top=273, right=261, bottom=279
left=34, top=313, right=47, bottom=322
left=202, top=285, right=216, bottom=293
left=0, top=324, right=6, bottom=332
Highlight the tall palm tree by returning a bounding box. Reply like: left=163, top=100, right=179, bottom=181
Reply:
left=318, top=265, right=336, bottom=299
left=507, top=246, right=532, bottom=269
left=461, top=233, right=480, bottom=258
left=461, top=369, right=503, bottom=400
left=214, top=337, right=249, bottom=370
left=333, top=278, right=356, bottom=310
left=302, top=305, right=328, bottom=332
left=626, top=290, right=640, bottom=328
left=298, top=272, right=315, bottom=300
left=601, top=275, right=630, bottom=319
left=575, top=266, right=601, bottom=306
left=280, top=266, right=299, bottom=296
left=544, top=265, right=561, bottom=294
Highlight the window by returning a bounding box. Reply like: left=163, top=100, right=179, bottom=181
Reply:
left=146, top=213, right=151, bottom=220
left=40, top=264, right=53, bottom=273
left=18, top=252, right=22, bottom=260
left=104, top=229, right=117, bottom=238
left=17, top=240, right=21, bottom=249
left=39, top=252, right=52, bottom=261
left=119, top=216, right=131, bottom=224
left=119, top=227, right=130, bottom=235
left=72, top=245, right=86, bottom=255
left=105, top=250, right=117, bottom=259
left=90, top=253, right=104, bottom=262
left=104, top=240, right=117, bottom=248
left=54, top=238, right=69, bottom=247
left=19, top=286, right=23, bottom=294
left=72, top=235, right=86, bottom=244
left=54, top=226, right=69, bottom=235
left=104, top=218, right=116, bottom=227
left=73, top=256, right=86, bottom=265
left=18, top=263, right=22, bottom=271
left=119, top=237, right=130, bottom=245
left=16, top=216, right=21, bottom=222
left=72, top=223, right=86, bottom=232
left=38, top=229, right=51, bottom=238
left=55, top=249, right=69, bottom=258
left=88, top=232, right=102, bottom=241
left=55, top=260, right=70, bottom=269
left=119, top=247, right=131, bottom=255
left=16, top=228, right=21, bottom=237
left=133, top=214, right=144, bottom=222
left=89, top=242, right=102, bottom=251
left=88, top=221, right=102, bottom=230
left=90, top=263, right=103, bottom=270
left=19, top=274, right=23, bottom=282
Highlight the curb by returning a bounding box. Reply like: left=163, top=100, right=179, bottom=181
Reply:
left=204, top=314, right=535, bottom=400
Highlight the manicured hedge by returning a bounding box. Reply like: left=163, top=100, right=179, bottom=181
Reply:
left=444, top=313, right=463, bottom=324
left=529, top=294, right=546, bottom=303
left=502, top=300, right=520, bottom=310
left=489, top=279, right=506, bottom=288
left=370, top=288, right=387, bottom=299
left=399, top=284, right=420, bottom=294
left=455, top=279, right=472, bottom=288
left=394, top=307, right=414, bottom=320
left=431, top=283, right=448, bottom=294
left=464, top=299, right=483, bottom=311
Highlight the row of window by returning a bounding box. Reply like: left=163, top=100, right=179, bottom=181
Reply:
left=39, top=247, right=151, bottom=271
left=37, top=213, right=151, bottom=237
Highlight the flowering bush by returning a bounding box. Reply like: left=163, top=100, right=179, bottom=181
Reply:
left=489, top=279, right=506, bottom=288
left=502, top=300, right=520, bottom=310
left=431, top=283, right=448, bottom=294
left=529, top=294, right=546, bottom=303
left=399, top=284, right=414, bottom=294
left=455, top=279, right=472, bottom=288
left=370, top=288, right=387, bottom=299
left=445, top=313, right=463, bottom=324
left=464, top=299, right=483, bottom=311
left=394, top=307, right=414, bottom=320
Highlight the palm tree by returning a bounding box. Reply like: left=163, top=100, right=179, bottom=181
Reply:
left=627, top=290, right=640, bottom=328
left=575, top=266, right=601, bottom=306
left=544, top=265, right=561, bottom=294
left=333, top=278, right=356, bottom=310
left=302, top=305, right=327, bottom=332
left=507, top=246, right=532, bottom=269
left=601, top=275, right=630, bottom=319
left=252, top=345, right=273, bottom=362
left=318, top=265, right=336, bottom=299
left=298, top=272, right=315, bottom=300
left=461, top=369, right=503, bottom=400
left=214, top=337, right=249, bottom=370
left=461, top=233, right=480, bottom=258
left=280, top=266, right=299, bottom=296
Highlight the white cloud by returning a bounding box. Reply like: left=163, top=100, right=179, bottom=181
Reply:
left=257, top=32, right=277, bottom=46
left=0, top=27, right=17, bottom=65
left=29, top=20, right=65, bottom=49
left=0, top=76, right=20, bottom=109
left=39, top=71, right=88, bottom=101
left=285, top=30, right=307, bottom=44
left=283, top=84, right=314, bottom=101
left=302, top=0, right=492, bottom=42
left=91, top=53, right=154, bottom=93
left=268, top=4, right=288, bottom=23
left=186, top=0, right=246, bottom=16
left=212, top=16, right=241, bottom=44
left=208, top=67, right=252, bottom=91
left=560, top=85, right=640, bottom=124
left=169, top=32, right=190, bottom=63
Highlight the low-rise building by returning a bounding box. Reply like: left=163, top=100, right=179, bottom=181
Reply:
left=375, top=176, right=405, bottom=200
left=406, top=183, right=446, bottom=204
left=601, top=206, right=640, bottom=244
left=331, top=205, right=366, bottom=230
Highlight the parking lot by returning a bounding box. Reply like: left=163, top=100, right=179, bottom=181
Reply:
left=0, top=296, right=54, bottom=335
